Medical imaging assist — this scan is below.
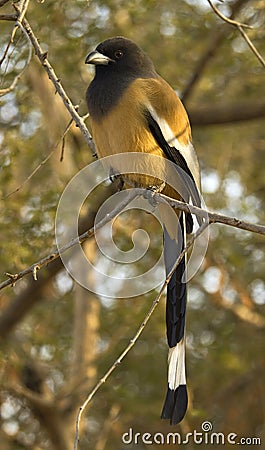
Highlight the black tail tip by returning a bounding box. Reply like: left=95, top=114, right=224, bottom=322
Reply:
left=161, top=384, right=188, bottom=425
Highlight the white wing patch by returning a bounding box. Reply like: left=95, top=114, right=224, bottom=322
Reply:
left=146, top=103, right=201, bottom=191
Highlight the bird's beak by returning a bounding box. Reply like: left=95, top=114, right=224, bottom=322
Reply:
left=85, top=50, right=114, bottom=65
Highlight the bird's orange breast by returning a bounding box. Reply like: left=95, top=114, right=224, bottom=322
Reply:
left=89, top=77, right=191, bottom=197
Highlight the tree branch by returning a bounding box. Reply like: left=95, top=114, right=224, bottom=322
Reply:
left=207, top=0, right=265, bottom=68
left=0, top=2, right=32, bottom=96
left=73, top=220, right=209, bottom=450
left=0, top=257, right=64, bottom=339
left=157, top=193, right=265, bottom=235
left=212, top=286, right=265, bottom=329
left=22, top=18, right=95, bottom=153
left=203, top=255, right=265, bottom=329
left=12, top=14, right=96, bottom=154
left=237, top=24, right=265, bottom=68
left=9, top=382, right=73, bottom=450
left=1, top=191, right=264, bottom=294
left=0, top=186, right=118, bottom=339
left=1, top=117, right=75, bottom=200
left=182, top=0, right=252, bottom=101
left=0, top=13, right=19, bottom=21
left=0, top=0, right=11, bottom=8
left=189, top=98, right=265, bottom=126
left=207, top=0, right=252, bottom=29
left=0, top=189, right=138, bottom=292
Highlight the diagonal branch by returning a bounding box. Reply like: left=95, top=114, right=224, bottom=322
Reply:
left=73, top=220, right=209, bottom=450
left=0, top=190, right=264, bottom=292
left=20, top=16, right=96, bottom=154
left=0, top=187, right=117, bottom=339
left=207, top=0, right=265, bottom=67
left=181, top=0, right=252, bottom=101
left=0, top=189, right=139, bottom=291
left=237, top=25, right=265, bottom=68
left=0, top=2, right=32, bottom=96
left=0, top=10, right=95, bottom=153
left=0, top=0, right=30, bottom=67
left=207, top=0, right=252, bottom=29
left=1, top=118, right=74, bottom=199
left=9, top=382, right=73, bottom=450
left=0, top=0, right=11, bottom=7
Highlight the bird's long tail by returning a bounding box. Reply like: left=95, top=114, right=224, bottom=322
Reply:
left=161, top=213, right=188, bottom=425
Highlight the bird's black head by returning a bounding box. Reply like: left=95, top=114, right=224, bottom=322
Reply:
left=85, top=37, right=158, bottom=120
left=85, top=36, right=156, bottom=79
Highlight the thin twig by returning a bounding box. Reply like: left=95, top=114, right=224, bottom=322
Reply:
left=237, top=25, right=265, bottom=68
left=60, top=135, right=66, bottom=162
left=0, top=11, right=96, bottom=153
left=157, top=193, right=265, bottom=235
left=73, top=220, right=209, bottom=450
left=19, top=16, right=95, bottom=154
left=207, top=0, right=252, bottom=29
left=207, top=0, right=265, bottom=68
left=0, top=20, right=32, bottom=96
left=0, top=0, right=29, bottom=67
left=0, top=14, right=18, bottom=21
left=1, top=118, right=74, bottom=199
left=1, top=191, right=264, bottom=292
left=0, top=190, right=139, bottom=291
left=204, top=255, right=265, bottom=329
left=181, top=0, right=251, bottom=101
left=0, top=28, right=14, bottom=67
left=0, top=0, right=11, bottom=8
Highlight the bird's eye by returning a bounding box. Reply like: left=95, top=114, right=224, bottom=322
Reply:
left=115, top=50, right=123, bottom=59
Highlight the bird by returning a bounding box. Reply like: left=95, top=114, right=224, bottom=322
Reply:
left=85, top=36, right=201, bottom=425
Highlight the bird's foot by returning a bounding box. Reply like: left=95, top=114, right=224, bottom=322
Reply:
left=109, top=168, right=124, bottom=191
left=143, top=181, right=165, bottom=207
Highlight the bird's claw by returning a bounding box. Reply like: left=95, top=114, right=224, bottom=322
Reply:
left=143, top=182, right=165, bottom=207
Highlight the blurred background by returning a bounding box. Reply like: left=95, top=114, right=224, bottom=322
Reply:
left=0, top=0, right=264, bottom=449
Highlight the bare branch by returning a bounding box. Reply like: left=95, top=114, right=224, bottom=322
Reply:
left=189, top=98, right=265, bottom=126
left=0, top=21, right=32, bottom=96
left=14, top=0, right=30, bottom=24
left=207, top=0, right=252, bottom=29
left=1, top=117, right=74, bottom=199
left=9, top=382, right=73, bottom=450
left=203, top=255, right=265, bottom=329
left=0, top=14, right=18, bottom=21
left=73, top=220, right=209, bottom=450
left=182, top=0, right=252, bottom=101
left=0, top=189, right=139, bottom=292
left=237, top=25, right=265, bottom=68
left=0, top=0, right=30, bottom=67
left=0, top=10, right=95, bottom=152
left=0, top=187, right=116, bottom=339
left=0, top=0, right=11, bottom=8
left=1, top=191, right=264, bottom=292
left=157, top=193, right=265, bottom=235
left=20, top=16, right=96, bottom=154
left=207, top=0, right=265, bottom=68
